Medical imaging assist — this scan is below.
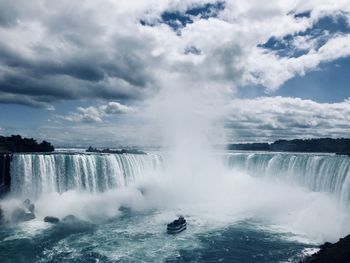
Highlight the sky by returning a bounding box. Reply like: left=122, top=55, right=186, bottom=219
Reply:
left=0, top=0, right=349, bottom=146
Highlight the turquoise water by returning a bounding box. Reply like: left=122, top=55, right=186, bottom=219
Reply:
left=1, top=151, right=350, bottom=262
left=0, top=210, right=315, bottom=263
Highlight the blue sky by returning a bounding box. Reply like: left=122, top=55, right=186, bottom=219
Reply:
left=0, top=0, right=350, bottom=146
left=236, top=56, right=350, bottom=103
left=278, top=57, right=350, bottom=103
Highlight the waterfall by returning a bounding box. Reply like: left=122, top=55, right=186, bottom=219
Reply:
left=227, top=152, right=350, bottom=204
left=8, top=151, right=350, bottom=205
left=10, top=153, right=162, bottom=199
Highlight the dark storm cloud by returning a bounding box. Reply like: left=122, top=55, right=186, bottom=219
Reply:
left=0, top=92, right=51, bottom=108
left=0, top=0, right=240, bottom=110
left=0, top=1, right=159, bottom=108
left=0, top=46, right=155, bottom=107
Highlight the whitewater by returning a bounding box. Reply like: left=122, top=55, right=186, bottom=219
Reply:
left=1, top=151, right=350, bottom=262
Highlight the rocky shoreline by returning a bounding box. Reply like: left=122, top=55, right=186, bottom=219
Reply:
left=301, top=235, right=350, bottom=262
left=0, top=199, right=92, bottom=232
left=0, top=199, right=35, bottom=224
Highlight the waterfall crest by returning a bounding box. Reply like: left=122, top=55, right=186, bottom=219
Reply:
left=227, top=152, right=350, bottom=204
left=10, top=153, right=162, bottom=199
left=9, top=151, right=350, bottom=204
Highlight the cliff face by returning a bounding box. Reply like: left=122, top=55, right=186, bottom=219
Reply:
left=0, top=154, right=11, bottom=197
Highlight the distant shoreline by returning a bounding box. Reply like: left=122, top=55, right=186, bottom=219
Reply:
left=0, top=135, right=54, bottom=154
left=1, top=135, right=350, bottom=156
left=227, top=138, right=350, bottom=156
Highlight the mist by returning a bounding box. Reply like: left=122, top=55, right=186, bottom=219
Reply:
left=2, top=74, right=349, bottom=246
left=2, top=76, right=350, bottom=245
left=2, top=165, right=349, bottom=244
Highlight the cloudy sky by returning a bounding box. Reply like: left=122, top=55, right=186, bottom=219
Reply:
left=0, top=0, right=349, bottom=146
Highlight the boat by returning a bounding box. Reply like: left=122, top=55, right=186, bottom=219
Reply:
left=167, top=216, right=187, bottom=234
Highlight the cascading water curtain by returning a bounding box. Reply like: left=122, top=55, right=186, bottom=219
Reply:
left=10, top=153, right=163, bottom=200
left=227, top=152, right=350, bottom=205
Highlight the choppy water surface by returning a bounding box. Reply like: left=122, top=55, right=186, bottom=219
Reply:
left=1, top=151, right=350, bottom=262
left=0, top=210, right=316, bottom=263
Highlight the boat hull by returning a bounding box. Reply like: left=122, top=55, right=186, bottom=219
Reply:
left=167, top=223, right=187, bottom=234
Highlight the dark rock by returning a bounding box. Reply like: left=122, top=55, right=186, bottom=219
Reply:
left=0, top=135, right=55, bottom=197
left=11, top=208, right=35, bottom=223
left=28, top=204, right=35, bottom=213
left=119, top=206, right=132, bottom=214
left=62, top=215, right=78, bottom=223
left=23, top=198, right=31, bottom=208
left=302, top=234, right=350, bottom=263
left=59, top=215, right=93, bottom=231
left=11, top=208, right=26, bottom=222
left=319, top=242, right=332, bottom=250
left=44, top=216, right=60, bottom=224
left=22, top=198, right=35, bottom=213
left=23, top=212, right=35, bottom=221
left=0, top=154, right=12, bottom=197
left=0, top=206, right=3, bottom=224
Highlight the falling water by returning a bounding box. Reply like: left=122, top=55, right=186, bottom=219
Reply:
left=227, top=152, right=350, bottom=204
left=8, top=151, right=350, bottom=206
left=10, top=153, right=162, bottom=199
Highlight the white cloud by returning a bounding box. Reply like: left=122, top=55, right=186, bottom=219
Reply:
left=244, top=34, right=350, bottom=91
left=1, top=0, right=350, bottom=144
left=69, top=107, right=103, bottom=123
left=62, top=102, right=136, bottom=123
left=100, top=102, right=136, bottom=115
left=0, top=0, right=350, bottom=107
left=226, top=96, right=350, bottom=142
